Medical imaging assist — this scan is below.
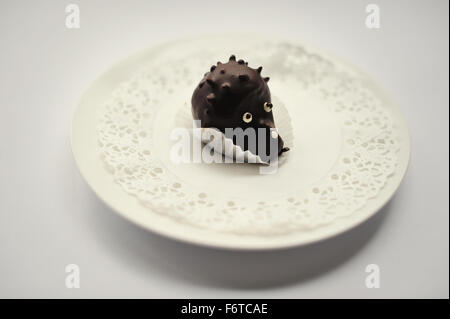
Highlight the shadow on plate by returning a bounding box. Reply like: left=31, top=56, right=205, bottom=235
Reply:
left=86, top=190, right=392, bottom=290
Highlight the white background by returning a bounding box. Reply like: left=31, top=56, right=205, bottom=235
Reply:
left=0, top=0, right=448, bottom=298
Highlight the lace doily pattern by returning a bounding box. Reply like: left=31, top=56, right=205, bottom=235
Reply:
left=98, top=40, right=399, bottom=235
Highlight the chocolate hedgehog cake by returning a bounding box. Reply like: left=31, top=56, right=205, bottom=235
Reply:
left=191, top=55, right=289, bottom=160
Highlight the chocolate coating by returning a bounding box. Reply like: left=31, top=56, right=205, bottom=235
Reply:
left=191, top=55, right=289, bottom=159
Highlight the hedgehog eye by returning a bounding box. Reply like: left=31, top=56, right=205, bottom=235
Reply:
left=243, top=112, right=253, bottom=123
left=264, top=102, right=273, bottom=112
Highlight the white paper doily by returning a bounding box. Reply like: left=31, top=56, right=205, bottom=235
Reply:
left=72, top=34, right=410, bottom=249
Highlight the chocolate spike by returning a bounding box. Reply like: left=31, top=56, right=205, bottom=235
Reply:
left=245, top=62, right=248, bottom=66
left=206, top=79, right=215, bottom=86
left=238, top=74, right=249, bottom=81
left=237, top=59, right=245, bottom=65
left=264, top=77, right=270, bottom=82
left=217, top=61, right=222, bottom=65
left=206, top=93, right=216, bottom=104
left=257, top=66, right=263, bottom=73
left=199, top=80, right=205, bottom=88
left=229, top=55, right=236, bottom=61
left=210, top=65, right=216, bottom=72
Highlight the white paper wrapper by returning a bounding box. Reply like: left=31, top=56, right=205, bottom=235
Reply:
left=175, top=95, right=294, bottom=165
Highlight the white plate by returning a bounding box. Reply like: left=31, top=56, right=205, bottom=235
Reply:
left=71, top=34, right=410, bottom=250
